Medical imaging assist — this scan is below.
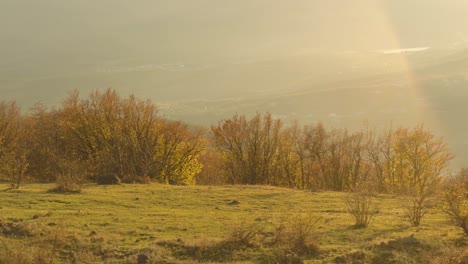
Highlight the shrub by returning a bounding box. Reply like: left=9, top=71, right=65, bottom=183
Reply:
left=399, top=178, right=440, bottom=227
left=400, top=192, right=434, bottom=227
left=272, top=214, right=320, bottom=257
left=49, top=174, right=82, bottom=193
left=96, top=174, right=121, bottom=185
left=443, top=170, right=468, bottom=235
left=227, top=222, right=263, bottom=247
left=345, top=181, right=379, bottom=228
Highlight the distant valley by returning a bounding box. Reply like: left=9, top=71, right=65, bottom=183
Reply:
left=2, top=0, right=468, bottom=168
left=158, top=48, right=468, bottom=168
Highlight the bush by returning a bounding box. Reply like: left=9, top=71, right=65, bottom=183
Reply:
left=399, top=179, right=439, bottom=227
left=227, top=222, right=263, bottom=247
left=96, top=174, right=121, bottom=185
left=272, top=214, right=320, bottom=257
left=443, top=170, right=468, bottom=235
left=400, top=192, right=434, bottom=227
left=345, top=181, right=379, bottom=228
left=49, top=174, right=82, bottom=193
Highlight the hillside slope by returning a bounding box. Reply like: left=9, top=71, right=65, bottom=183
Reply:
left=0, top=184, right=466, bottom=263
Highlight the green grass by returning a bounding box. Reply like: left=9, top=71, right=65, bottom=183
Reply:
left=0, top=183, right=466, bottom=263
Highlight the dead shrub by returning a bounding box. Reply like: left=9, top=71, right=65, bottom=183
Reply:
left=399, top=190, right=436, bottom=227
left=345, top=181, right=379, bottom=228
left=272, top=214, right=320, bottom=258
left=49, top=173, right=83, bottom=194
left=227, top=222, right=264, bottom=247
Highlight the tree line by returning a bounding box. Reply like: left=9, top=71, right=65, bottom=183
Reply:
left=205, top=113, right=453, bottom=195
left=0, top=89, right=455, bottom=194
left=0, top=89, right=206, bottom=187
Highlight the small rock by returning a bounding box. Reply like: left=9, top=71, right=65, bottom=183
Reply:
left=228, top=200, right=240, bottom=205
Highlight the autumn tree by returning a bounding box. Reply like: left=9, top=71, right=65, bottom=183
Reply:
left=211, top=113, right=282, bottom=185
left=366, top=127, right=391, bottom=192
left=276, top=122, right=303, bottom=188
left=0, top=101, right=29, bottom=189
left=60, top=90, right=119, bottom=179
left=154, top=121, right=207, bottom=185
left=27, top=104, right=75, bottom=182
left=322, top=129, right=371, bottom=191
left=391, top=126, right=453, bottom=226
left=301, top=123, right=328, bottom=190
left=443, top=168, right=468, bottom=235
left=195, top=148, right=226, bottom=185
left=289, top=122, right=312, bottom=190
left=59, top=89, right=206, bottom=184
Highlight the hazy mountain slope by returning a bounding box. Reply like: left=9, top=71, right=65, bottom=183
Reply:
left=160, top=48, right=468, bottom=168
left=2, top=0, right=468, bottom=106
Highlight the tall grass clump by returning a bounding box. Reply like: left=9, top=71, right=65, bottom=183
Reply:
left=272, top=214, right=321, bottom=257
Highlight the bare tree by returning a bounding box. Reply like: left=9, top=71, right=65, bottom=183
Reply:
left=211, top=113, right=282, bottom=185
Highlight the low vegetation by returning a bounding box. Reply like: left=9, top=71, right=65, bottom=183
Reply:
left=344, top=181, right=379, bottom=228
left=443, top=169, right=468, bottom=235
left=0, top=183, right=467, bottom=263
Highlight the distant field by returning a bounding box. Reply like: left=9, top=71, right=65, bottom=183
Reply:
left=0, top=184, right=466, bottom=263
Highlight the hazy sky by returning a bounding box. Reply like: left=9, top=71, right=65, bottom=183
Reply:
left=2, top=0, right=468, bottom=64
left=1, top=0, right=468, bottom=106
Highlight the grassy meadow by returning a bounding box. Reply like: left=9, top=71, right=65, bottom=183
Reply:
left=0, top=183, right=466, bottom=263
